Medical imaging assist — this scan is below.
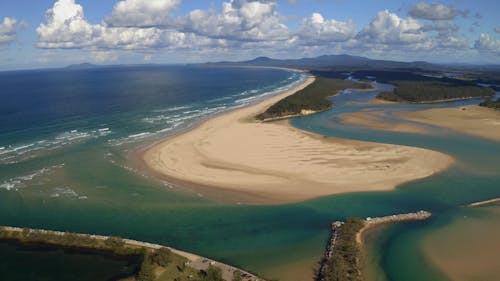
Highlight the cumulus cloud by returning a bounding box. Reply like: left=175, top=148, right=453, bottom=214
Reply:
left=296, top=13, right=356, bottom=44
left=34, top=0, right=487, bottom=60
left=183, top=0, right=289, bottom=42
left=356, top=10, right=428, bottom=45
left=0, top=17, right=20, bottom=45
left=91, top=50, right=118, bottom=62
left=474, top=33, right=500, bottom=53
left=36, top=0, right=101, bottom=48
left=105, top=0, right=180, bottom=27
left=409, top=2, right=457, bottom=20
left=36, top=0, right=216, bottom=51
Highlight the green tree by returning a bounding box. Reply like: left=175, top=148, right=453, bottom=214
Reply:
left=137, top=258, right=155, bottom=281
left=104, top=236, right=125, bottom=249
left=199, top=265, right=224, bottom=281
left=232, top=270, right=243, bottom=281
left=151, top=247, right=172, bottom=267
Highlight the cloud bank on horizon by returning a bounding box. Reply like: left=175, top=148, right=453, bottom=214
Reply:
left=1, top=0, right=499, bottom=68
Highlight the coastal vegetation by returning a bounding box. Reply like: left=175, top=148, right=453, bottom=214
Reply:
left=479, top=98, right=500, bottom=110
left=376, top=81, right=494, bottom=103
left=0, top=226, right=246, bottom=281
left=256, top=76, right=371, bottom=120
left=319, top=218, right=365, bottom=281
left=318, top=212, right=432, bottom=281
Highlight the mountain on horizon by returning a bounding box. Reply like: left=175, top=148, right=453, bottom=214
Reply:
left=213, top=54, right=445, bottom=71
left=65, top=63, right=100, bottom=70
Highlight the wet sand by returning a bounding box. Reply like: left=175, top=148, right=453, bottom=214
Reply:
left=341, top=109, right=431, bottom=134
left=403, top=106, right=500, bottom=141
left=142, top=77, right=453, bottom=204
left=341, top=105, right=500, bottom=142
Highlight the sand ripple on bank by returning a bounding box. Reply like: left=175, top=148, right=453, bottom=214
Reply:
left=143, top=77, right=453, bottom=204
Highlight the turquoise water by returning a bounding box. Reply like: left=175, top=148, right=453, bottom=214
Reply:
left=291, top=82, right=500, bottom=281
left=0, top=67, right=499, bottom=280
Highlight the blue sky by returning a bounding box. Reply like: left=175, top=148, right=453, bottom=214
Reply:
left=0, top=0, right=499, bottom=70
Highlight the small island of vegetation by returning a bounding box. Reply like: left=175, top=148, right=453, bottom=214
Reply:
left=377, top=81, right=494, bottom=103
left=356, top=69, right=497, bottom=103
left=256, top=75, right=371, bottom=121
left=479, top=98, right=500, bottom=110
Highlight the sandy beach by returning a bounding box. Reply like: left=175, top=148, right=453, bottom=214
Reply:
left=142, top=76, right=453, bottom=204
left=402, top=106, right=500, bottom=142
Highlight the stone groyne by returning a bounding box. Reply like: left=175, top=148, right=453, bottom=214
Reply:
left=356, top=210, right=432, bottom=245
left=317, top=211, right=432, bottom=281
left=466, top=197, right=500, bottom=207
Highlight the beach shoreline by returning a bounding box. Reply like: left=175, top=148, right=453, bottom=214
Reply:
left=140, top=76, right=453, bottom=204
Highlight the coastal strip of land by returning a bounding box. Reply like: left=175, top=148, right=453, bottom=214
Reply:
left=355, top=211, right=432, bottom=246
left=317, top=211, right=432, bottom=281
left=0, top=226, right=261, bottom=281
left=466, top=197, right=500, bottom=207
left=142, top=75, right=453, bottom=204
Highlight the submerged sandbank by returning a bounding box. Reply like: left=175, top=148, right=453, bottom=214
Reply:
left=402, top=105, right=500, bottom=141
left=341, top=105, right=500, bottom=142
left=142, top=76, right=453, bottom=204
left=423, top=206, right=500, bottom=281
left=340, top=109, right=431, bottom=135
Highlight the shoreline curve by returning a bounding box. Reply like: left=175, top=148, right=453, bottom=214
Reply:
left=141, top=75, right=454, bottom=204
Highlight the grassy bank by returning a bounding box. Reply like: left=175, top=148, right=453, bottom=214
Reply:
left=479, top=98, right=500, bottom=110
left=0, top=226, right=257, bottom=281
left=256, top=76, right=371, bottom=120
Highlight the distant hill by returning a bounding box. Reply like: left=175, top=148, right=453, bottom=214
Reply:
left=65, top=63, right=100, bottom=70
left=211, top=54, right=443, bottom=71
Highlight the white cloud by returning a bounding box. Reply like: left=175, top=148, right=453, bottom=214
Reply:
left=436, top=34, right=468, bottom=49
left=183, top=0, right=289, bottom=42
left=36, top=0, right=101, bottom=48
left=296, top=13, right=356, bottom=44
left=90, top=51, right=118, bottom=62
left=409, top=2, right=457, bottom=20
left=474, top=33, right=500, bottom=53
left=105, top=0, right=180, bottom=27
left=0, top=17, right=19, bottom=45
left=495, top=27, right=500, bottom=33
left=356, top=10, right=428, bottom=45
left=33, top=0, right=489, bottom=62
left=36, top=0, right=216, bottom=51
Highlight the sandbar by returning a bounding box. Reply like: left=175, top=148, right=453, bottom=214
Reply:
left=402, top=105, right=500, bottom=141
left=341, top=109, right=431, bottom=134
left=142, top=76, right=453, bottom=204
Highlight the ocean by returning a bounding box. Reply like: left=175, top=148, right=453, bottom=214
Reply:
left=0, top=65, right=499, bottom=281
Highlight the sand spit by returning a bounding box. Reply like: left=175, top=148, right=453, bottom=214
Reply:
left=143, top=77, right=453, bottom=204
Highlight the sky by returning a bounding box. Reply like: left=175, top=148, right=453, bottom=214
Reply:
left=0, top=0, right=499, bottom=70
